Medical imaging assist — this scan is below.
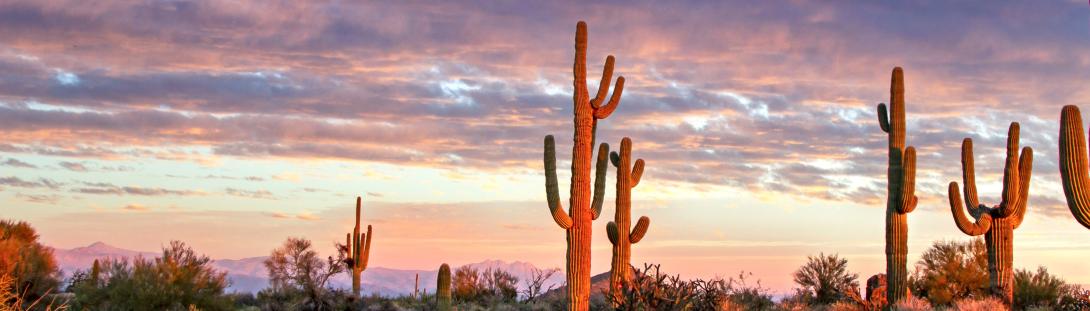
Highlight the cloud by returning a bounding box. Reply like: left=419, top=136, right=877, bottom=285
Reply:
left=123, top=203, right=149, bottom=211
left=58, top=161, right=88, bottom=172
left=0, top=0, right=1084, bottom=218
left=296, top=212, right=319, bottom=221
left=1, top=158, right=36, bottom=168
left=73, top=182, right=204, bottom=196
left=15, top=192, right=61, bottom=204
left=224, top=188, right=274, bottom=200
left=0, top=176, right=62, bottom=189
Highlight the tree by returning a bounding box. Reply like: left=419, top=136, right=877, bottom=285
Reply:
left=792, top=253, right=858, bottom=305
left=70, top=241, right=231, bottom=311
left=262, top=237, right=345, bottom=310
left=521, top=267, right=559, bottom=302
left=0, top=220, right=61, bottom=305
left=910, top=239, right=988, bottom=306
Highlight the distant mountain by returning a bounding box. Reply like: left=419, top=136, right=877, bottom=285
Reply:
left=50, top=242, right=565, bottom=297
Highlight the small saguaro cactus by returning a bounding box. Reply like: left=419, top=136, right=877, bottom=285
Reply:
left=876, top=67, right=917, bottom=308
left=1058, top=105, right=1090, bottom=229
left=606, top=137, right=649, bottom=304
left=543, top=20, right=625, bottom=311
left=948, top=123, right=1032, bottom=305
left=437, top=263, right=452, bottom=311
left=344, top=196, right=373, bottom=296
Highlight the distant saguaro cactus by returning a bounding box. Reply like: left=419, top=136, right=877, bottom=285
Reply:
left=345, top=196, right=373, bottom=296
left=543, top=20, right=625, bottom=311
left=948, top=123, right=1032, bottom=305
left=606, top=137, right=649, bottom=305
left=876, top=67, right=917, bottom=308
left=1058, top=105, right=1090, bottom=229
left=437, top=263, right=452, bottom=311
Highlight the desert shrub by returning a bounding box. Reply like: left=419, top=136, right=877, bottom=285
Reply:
left=950, top=296, right=1004, bottom=311
left=909, top=239, right=987, bottom=306
left=449, top=265, right=520, bottom=308
left=69, top=241, right=231, bottom=311
left=521, top=267, right=559, bottom=303
left=792, top=253, right=858, bottom=305
left=889, top=295, right=931, bottom=311
left=610, top=264, right=773, bottom=310
left=1056, top=286, right=1090, bottom=311
left=260, top=237, right=346, bottom=310
left=0, top=220, right=61, bottom=305
left=1013, top=266, right=1071, bottom=310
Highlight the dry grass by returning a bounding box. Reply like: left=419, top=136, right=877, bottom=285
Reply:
left=0, top=274, right=68, bottom=311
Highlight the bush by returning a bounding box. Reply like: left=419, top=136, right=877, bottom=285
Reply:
left=951, top=296, right=1005, bottom=311
left=1014, top=266, right=1071, bottom=310
left=792, top=253, right=858, bottom=305
left=0, top=220, right=61, bottom=305
left=910, top=239, right=988, bottom=306
left=609, top=264, right=774, bottom=310
left=70, top=241, right=232, bottom=311
left=889, top=295, right=931, bottom=311
left=260, top=237, right=345, bottom=310
left=450, top=265, right=519, bottom=307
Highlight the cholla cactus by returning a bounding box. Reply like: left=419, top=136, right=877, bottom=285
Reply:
left=344, top=196, right=373, bottom=296
left=437, top=263, right=452, bottom=311
left=948, top=123, right=1032, bottom=305
left=607, top=137, right=649, bottom=304
left=876, top=67, right=917, bottom=308
left=543, top=20, right=625, bottom=311
left=1058, top=105, right=1090, bottom=229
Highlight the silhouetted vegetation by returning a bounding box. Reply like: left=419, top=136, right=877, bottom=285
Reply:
left=69, top=241, right=231, bottom=311
left=0, top=220, right=61, bottom=307
left=792, top=253, right=859, bottom=305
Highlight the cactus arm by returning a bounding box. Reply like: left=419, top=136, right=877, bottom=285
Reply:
left=593, top=76, right=624, bottom=119
left=609, top=151, right=620, bottom=167
left=949, top=182, right=992, bottom=236
left=1011, top=147, right=1033, bottom=229
left=631, top=159, right=645, bottom=187
left=630, top=216, right=650, bottom=243
left=606, top=221, right=619, bottom=245
left=960, top=138, right=984, bottom=215
left=591, top=143, right=609, bottom=220
left=544, top=135, right=573, bottom=229
left=877, top=103, right=891, bottom=133
left=898, top=147, right=918, bottom=214
left=590, top=56, right=615, bottom=109
left=1059, top=105, right=1090, bottom=229
left=997, top=123, right=1022, bottom=217
left=359, top=225, right=372, bottom=270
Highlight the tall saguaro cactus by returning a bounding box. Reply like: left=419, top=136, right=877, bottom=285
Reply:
left=437, top=263, right=452, bottom=311
left=345, top=196, right=373, bottom=296
left=947, top=123, right=1032, bottom=305
left=606, top=137, right=650, bottom=304
left=543, top=20, right=625, bottom=311
left=876, top=67, right=917, bottom=308
left=1058, top=105, right=1090, bottom=229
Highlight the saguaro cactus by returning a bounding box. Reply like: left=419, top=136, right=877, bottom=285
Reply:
left=606, top=137, right=649, bottom=304
left=345, top=196, right=373, bottom=296
left=876, top=67, right=917, bottom=308
left=1058, top=105, right=1090, bottom=229
left=948, top=123, right=1032, bottom=305
left=543, top=20, right=624, bottom=311
left=437, top=263, right=452, bottom=311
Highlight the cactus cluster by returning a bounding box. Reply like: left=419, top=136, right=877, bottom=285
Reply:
left=345, top=196, right=373, bottom=296
left=947, top=123, right=1032, bottom=305
left=606, top=137, right=650, bottom=304
left=543, top=20, right=626, bottom=311
left=1059, top=105, right=1090, bottom=229
left=876, top=67, right=917, bottom=308
left=437, top=263, right=451, bottom=311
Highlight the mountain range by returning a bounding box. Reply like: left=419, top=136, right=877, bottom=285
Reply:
left=50, top=242, right=566, bottom=296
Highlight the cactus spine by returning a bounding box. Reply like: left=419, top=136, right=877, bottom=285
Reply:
left=345, top=196, right=373, bottom=296
left=437, top=263, right=452, bottom=311
left=948, top=123, right=1032, bottom=305
left=1058, top=105, right=1090, bottom=229
left=876, top=67, right=917, bottom=308
left=607, top=137, right=649, bottom=304
left=543, top=20, right=624, bottom=311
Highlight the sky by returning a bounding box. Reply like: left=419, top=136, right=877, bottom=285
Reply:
left=1, top=0, right=1090, bottom=293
